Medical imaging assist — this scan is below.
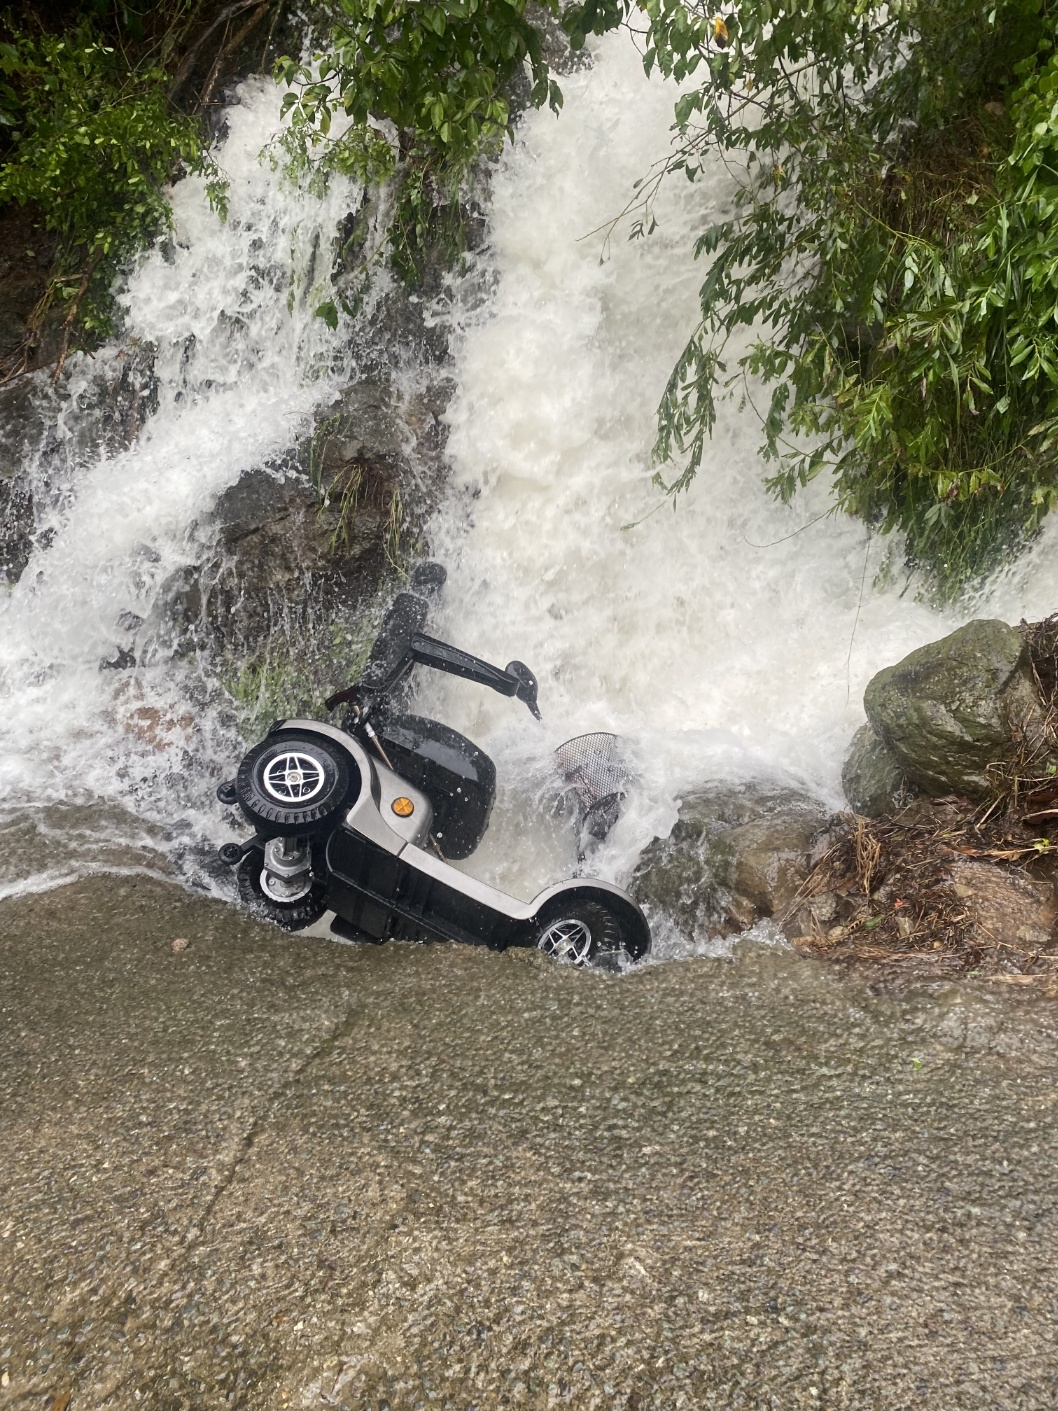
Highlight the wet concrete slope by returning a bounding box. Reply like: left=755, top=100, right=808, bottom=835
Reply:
left=2, top=876, right=1057, bottom=1409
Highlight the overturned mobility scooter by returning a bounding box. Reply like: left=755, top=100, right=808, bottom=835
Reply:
left=216, top=565, right=651, bottom=968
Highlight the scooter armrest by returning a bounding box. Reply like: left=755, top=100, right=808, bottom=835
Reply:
left=326, top=631, right=541, bottom=720
left=409, top=635, right=541, bottom=718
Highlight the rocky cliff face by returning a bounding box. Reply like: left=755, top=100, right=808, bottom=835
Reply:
left=0, top=154, right=473, bottom=736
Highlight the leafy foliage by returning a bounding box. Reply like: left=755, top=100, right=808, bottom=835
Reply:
left=0, top=3, right=226, bottom=360
left=274, top=0, right=563, bottom=278
left=276, top=0, right=562, bottom=162
left=1, top=28, right=205, bottom=257
left=561, top=0, right=1058, bottom=595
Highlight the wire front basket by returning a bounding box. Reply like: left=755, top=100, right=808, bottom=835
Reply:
left=554, top=732, right=632, bottom=842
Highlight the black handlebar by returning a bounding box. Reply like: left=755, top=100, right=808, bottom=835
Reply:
left=325, top=582, right=541, bottom=720
left=406, top=635, right=541, bottom=718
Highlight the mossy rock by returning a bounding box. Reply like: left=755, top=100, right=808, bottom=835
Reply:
left=841, top=722, right=911, bottom=817
left=863, top=619, right=1052, bottom=798
left=632, top=780, right=829, bottom=940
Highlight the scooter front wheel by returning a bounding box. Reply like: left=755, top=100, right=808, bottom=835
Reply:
left=235, top=731, right=354, bottom=838
left=534, top=898, right=639, bottom=970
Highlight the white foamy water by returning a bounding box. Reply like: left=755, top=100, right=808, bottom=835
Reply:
left=415, top=33, right=971, bottom=900
left=0, top=77, right=363, bottom=899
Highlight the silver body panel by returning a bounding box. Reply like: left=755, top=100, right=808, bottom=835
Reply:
left=373, top=761, right=433, bottom=847
left=277, top=718, right=647, bottom=931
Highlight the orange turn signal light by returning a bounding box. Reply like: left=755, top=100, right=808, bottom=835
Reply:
left=391, top=796, right=415, bottom=817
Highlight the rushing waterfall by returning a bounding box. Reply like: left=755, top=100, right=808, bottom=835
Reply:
left=413, top=33, right=953, bottom=906
left=2, top=32, right=1056, bottom=918
left=0, top=77, right=365, bottom=901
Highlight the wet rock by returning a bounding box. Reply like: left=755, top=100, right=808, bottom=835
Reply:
left=727, top=814, right=830, bottom=914
left=0, top=465, right=33, bottom=585
left=863, top=619, right=1052, bottom=798
left=211, top=460, right=393, bottom=627
left=67, top=346, right=159, bottom=457
left=0, top=205, right=60, bottom=378
left=632, top=780, right=829, bottom=940
left=140, top=457, right=396, bottom=660
left=139, top=564, right=203, bottom=654
left=0, top=375, right=45, bottom=582
left=948, top=859, right=1058, bottom=955
left=505, top=3, right=592, bottom=112
left=781, top=886, right=864, bottom=948
left=805, top=890, right=839, bottom=926
left=128, top=293, right=456, bottom=679
left=100, top=646, right=137, bottom=672
left=319, top=380, right=412, bottom=472
left=112, top=678, right=196, bottom=748
left=841, top=721, right=912, bottom=816
left=364, top=282, right=454, bottom=363
left=527, top=1, right=593, bottom=75
left=172, top=366, right=451, bottom=658
left=317, top=373, right=454, bottom=501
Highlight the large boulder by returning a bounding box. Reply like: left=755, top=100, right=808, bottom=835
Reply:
left=841, top=722, right=911, bottom=817
left=632, top=780, right=830, bottom=940
left=861, top=619, right=1051, bottom=799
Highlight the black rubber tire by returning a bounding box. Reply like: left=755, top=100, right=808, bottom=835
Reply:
left=533, top=898, right=643, bottom=970
left=235, top=732, right=353, bottom=838
left=236, top=848, right=328, bottom=933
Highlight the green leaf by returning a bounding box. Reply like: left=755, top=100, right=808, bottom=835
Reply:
left=314, top=300, right=339, bottom=329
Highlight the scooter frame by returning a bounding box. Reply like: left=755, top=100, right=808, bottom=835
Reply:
left=273, top=717, right=651, bottom=956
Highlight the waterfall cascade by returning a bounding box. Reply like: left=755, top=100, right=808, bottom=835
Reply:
left=0, top=78, right=365, bottom=901
left=412, top=35, right=955, bottom=902
left=2, top=34, right=1055, bottom=916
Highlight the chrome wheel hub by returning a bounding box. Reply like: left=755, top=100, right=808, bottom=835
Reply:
left=537, top=917, right=592, bottom=965
left=262, top=752, right=325, bottom=803
left=260, top=868, right=313, bottom=903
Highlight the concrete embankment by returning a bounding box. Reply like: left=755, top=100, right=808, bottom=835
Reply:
left=2, top=875, right=1057, bottom=1408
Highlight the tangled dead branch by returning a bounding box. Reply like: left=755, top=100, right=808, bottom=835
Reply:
left=786, top=797, right=1058, bottom=990
left=786, top=612, right=1058, bottom=990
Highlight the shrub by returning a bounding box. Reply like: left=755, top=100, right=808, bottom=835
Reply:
left=0, top=8, right=223, bottom=364
left=274, top=0, right=564, bottom=279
